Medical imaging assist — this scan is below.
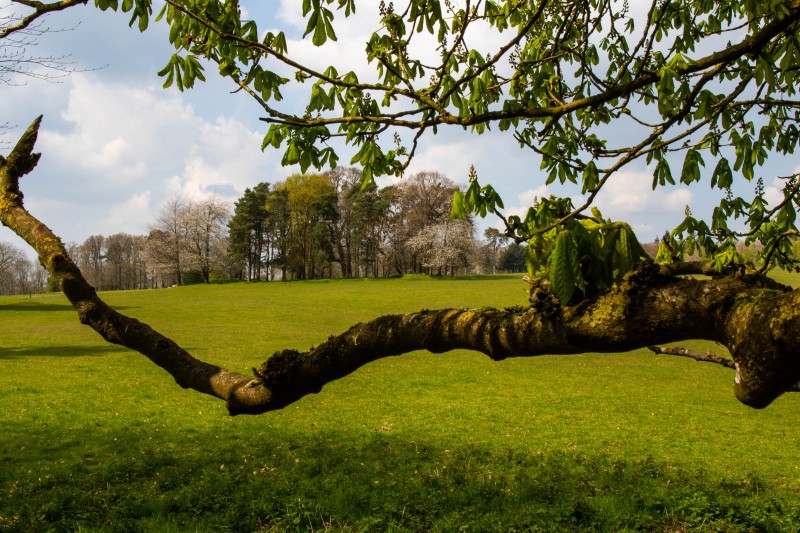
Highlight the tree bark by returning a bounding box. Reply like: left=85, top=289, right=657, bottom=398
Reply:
left=2, top=118, right=799, bottom=415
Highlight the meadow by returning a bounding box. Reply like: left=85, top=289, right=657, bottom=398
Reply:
left=1, top=274, right=799, bottom=532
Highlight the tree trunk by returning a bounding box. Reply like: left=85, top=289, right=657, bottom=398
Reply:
left=2, top=118, right=799, bottom=416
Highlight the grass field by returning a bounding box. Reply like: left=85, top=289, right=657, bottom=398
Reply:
left=1, top=274, right=799, bottom=532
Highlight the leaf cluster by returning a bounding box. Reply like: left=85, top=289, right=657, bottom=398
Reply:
left=527, top=205, right=649, bottom=305
left=86, top=0, right=800, bottom=279
left=454, top=179, right=648, bottom=304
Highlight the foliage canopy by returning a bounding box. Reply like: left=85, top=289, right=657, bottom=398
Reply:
left=80, top=0, right=800, bottom=299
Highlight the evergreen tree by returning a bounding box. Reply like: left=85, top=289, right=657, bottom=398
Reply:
left=228, top=183, right=269, bottom=281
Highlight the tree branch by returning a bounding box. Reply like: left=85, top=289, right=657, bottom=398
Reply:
left=164, top=0, right=800, bottom=133
left=3, top=119, right=800, bottom=415
left=0, top=117, right=271, bottom=414
left=648, top=345, right=800, bottom=392
left=1, top=0, right=88, bottom=40
left=647, top=345, right=735, bottom=369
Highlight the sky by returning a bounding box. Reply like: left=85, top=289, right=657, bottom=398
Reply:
left=0, top=1, right=789, bottom=258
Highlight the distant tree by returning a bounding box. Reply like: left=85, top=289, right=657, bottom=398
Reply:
left=498, top=244, right=527, bottom=274
left=0, top=241, right=47, bottom=294
left=30, top=260, right=47, bottom=293
left=228, top=183, right=269, bottom=281
left=483, top=228, right=509, bottom=275
left=148, top=196, right=188, bottom=286
left=391, top=172, right=459, bottom=274
left=263, top=187, right=290, bottom=281
left=348, top=181, right=394, bottom=277
left=278, top=173, right=338, bottom=280
left=104, top=232, right=134, bottom=290
left=326, top=167, right=361, bottom=278
left=407, top=219, right=478, bottom=276
left=79, top=234, right=105, bottom=290
left=0, top=241, right=24, bottom=294
left=184, top=196, right=230, bottom=284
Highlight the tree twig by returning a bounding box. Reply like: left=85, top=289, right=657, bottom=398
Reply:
left=647, top=345, right=735, bottom=369
left=648, top=345, right=800, bottom=392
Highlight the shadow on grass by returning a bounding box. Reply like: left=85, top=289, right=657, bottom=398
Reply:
left=1, top=423, right=797, bottom=532
left=0, top=302, right=137, bottom=312
left=0, top=344, right=129, bottom=359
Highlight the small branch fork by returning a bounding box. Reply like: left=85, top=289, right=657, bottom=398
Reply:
left=1, top=0, right=89, bottom=40
left=648, top=346, right=800, bottom=393
left=648, top=345, right=735, bottom=369
left=3, top=118, right=800, bottom=415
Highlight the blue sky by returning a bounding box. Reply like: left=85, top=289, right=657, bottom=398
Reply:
left=1, top=1, right=788, bottom=257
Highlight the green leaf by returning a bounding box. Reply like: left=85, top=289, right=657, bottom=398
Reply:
left=680, top=149, right=705, bottom=185
left=711, top=158, right=733, bottom=189
left=273, top=32, right=288, bottom=54
left=450, top=191, right=467, bottom=219
left=548, top=231, right=579, bottom=304
left=282, top=140, right=302, bottom=166
left=304, top=10, right=319, bottom=39
left=653, top=159, right=674, bottom=188
left=323, top=8, right=337, bottom=42
left=615, top=224, right=648, bottom=282
left=581, top=161, right=599, bottom=194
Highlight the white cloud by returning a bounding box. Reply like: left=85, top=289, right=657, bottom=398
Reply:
left=405, top=139, right=484, bottom=184
left=167, top=116, right=281, bottom=202
left=39, top=74, right=200, bottom=184
left=592, top=169, right=695, bottom=241
left=763, top=178, right=784, bottom=208
left=663, top=188, right=694, bottom=211
left=13, top=74, right=282, bottom=244
left=595, top=169, right=693, bottom=217
left=500, top=185, right=550, bottom=224
left=105, top=192, right=152, bottom=234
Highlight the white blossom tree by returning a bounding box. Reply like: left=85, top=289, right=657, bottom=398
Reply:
left=408, top=219, right=479, bottom=276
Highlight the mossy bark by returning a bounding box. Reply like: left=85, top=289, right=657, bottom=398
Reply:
left=2, top=118, right=799, bottom=415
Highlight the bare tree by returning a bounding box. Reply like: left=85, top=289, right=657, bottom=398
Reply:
left=183, top=196, right=230, bottom=283
left=148, top=195, right=188, bottom=286
left=79, top=234, right=104, bottom=290
left=0, top=240, right=45, bottom=294
left=0, top=240, right=24, bottom=294
left=1, top=0, right=96, bottom=86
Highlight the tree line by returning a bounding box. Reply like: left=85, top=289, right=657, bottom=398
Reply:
left=14, top=164, right=774, bottom=296
left=0, top=242, right=48, bottom=295
left=229, top=169, right=491, bottom=281
left=0, top=169, right=529, bottom=294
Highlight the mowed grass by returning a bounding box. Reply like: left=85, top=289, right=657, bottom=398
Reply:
left=1, top=274, right=799, bottom=532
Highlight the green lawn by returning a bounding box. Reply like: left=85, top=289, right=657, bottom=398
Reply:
left=1, top=274, right=799, bottom=532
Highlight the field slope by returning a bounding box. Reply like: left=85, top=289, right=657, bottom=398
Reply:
left=1, top=275, right=799, bottom=531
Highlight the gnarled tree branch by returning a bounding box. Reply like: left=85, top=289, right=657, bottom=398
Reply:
left=2, top=118, right=799, bottom=415
left=0, top=117, right=271, bottom=414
